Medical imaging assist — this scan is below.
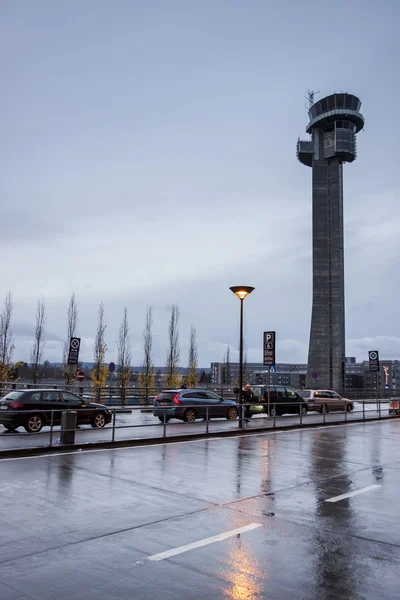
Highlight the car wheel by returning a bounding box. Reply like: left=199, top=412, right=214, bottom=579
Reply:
left=183, top=408, right=197, bottom=423
left=158, top=415, right=170, bottom=423
left=227, top=407, right=238, bottom=420
left=91, top=412, right=107, bottom=428
left=346, top=403, right=353, bottom=412
left=320, top=404, right=328, bottom=414
left=300, top=405, right=307, bottom=415
left=24, top=414, right=44, bottom=433
left=3, top=425, right=18, bottom=432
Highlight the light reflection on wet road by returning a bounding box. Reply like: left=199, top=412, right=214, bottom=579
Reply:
left=1, top=420, right=399, bottom=599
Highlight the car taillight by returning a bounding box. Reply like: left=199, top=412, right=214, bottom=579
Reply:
left=173, top=393, right=181, bottom=405
left=10, top=401, right=24, bottom=409
left=153, top=394, right=160, bottom=404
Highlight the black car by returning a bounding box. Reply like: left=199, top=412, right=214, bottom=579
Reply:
left=153, top=389, right=238, bottom=422
left=253, top=385, right=308, bottom=417
left=0, top=389, right=112, bottom=433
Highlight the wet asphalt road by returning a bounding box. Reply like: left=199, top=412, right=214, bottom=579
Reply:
left=0, top=403, right=390, bottom=452
left=1, top=419, right=400, bottom=599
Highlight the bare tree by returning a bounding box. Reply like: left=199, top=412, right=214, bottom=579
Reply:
left=62, top=293, right=78, bottom=385
left=90, top=303, right=108, bottom=392
left=243, top=346, right=249, bottom=385
left=138, top=307, right=155, bottom=403
left=30, top=298, right=46, bottom=384
left=187, top=325, right=198, bottom=388
left=0, top=291, right=14, bottom=382
left=165, top=304, right=180, bottom=388
left=117, top=307, right=132, bottom=401
left=223, top=344, right=231, bottom=385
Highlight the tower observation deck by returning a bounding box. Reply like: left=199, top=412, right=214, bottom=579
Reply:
left=297, top=93, right=365, bottom=389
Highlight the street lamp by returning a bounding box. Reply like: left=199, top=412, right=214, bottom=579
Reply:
left=230, top=286, right=255, bottom=428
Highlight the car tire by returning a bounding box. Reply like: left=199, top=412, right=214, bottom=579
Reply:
left=183, top=408, right=197, bottom=423
left=3, top=425, right=18, bottom=432
left=158, top=416, right=170, bottom=423
left=346, top=403, right=353, bottom=412
left=24, top=414, right=44, bottom=433
left=91, top=412, right=107, bottom=428
left=320, top=404, right=328, bottom=414
left=300, top=405, right=307, bottom=416
left=226, top=407, right=238, bottom=420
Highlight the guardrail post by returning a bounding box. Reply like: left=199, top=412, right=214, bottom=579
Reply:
left=323, top=405, right=326, bottom=424
left=378, top=399, right=381, bottom=419
left=363, top=400, right=365, bottom=421
left=206, top=407, right=209, bottom=434
left=273, top=403, right=276, bottom=428
left=162, top=407, right=167, bottom=438
left=300, top=403, right=303, bottom=426
left=344, top=401, right=348, bottom=421
left=111, top=410, right=116, bottom=443
left=49, top=411, right=54, bottom=447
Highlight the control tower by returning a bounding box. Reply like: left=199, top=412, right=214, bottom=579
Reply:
left=297, top=92, right=364, bottom=390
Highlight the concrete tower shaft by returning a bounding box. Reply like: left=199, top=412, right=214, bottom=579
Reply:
left=297, top=93, right=364, bottom=390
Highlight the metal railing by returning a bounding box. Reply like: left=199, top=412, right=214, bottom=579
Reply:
left=1, top=381, right=398, bottom=404
left=0, top=398, right=399, bottom=451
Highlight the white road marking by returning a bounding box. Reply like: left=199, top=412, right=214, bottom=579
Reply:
left=0, top=418, right=396, bottom=462
left=326, top=484, right=381, bottom=503
left=147, top=523, right=262, bottom=562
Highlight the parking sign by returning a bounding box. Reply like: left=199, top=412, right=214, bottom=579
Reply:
left=263, top=331, right=276, bottom=366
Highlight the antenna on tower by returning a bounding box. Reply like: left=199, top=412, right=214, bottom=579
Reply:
left=305, top=89, right=320, bottom=109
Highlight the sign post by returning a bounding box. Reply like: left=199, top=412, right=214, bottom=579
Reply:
left=67, top=337, right=81, bottom=380
left=263, top=331, right=276, bottom=417
left=369, top=351, right=380, bottom=410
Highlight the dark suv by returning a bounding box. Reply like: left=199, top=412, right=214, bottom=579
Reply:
left=153, top=389, right=238, bottom=422
left=0, top=390, right=112, bottom=433
left=254, top=385, right=308, bottom=417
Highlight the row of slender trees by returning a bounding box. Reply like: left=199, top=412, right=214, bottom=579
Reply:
left=0, top=292, right=199, bottom=390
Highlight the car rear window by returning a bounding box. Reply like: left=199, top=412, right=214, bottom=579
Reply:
left=3, top=391, right=24, bottom=401
left=298, top=390, right=311, bottom=399
left=157, top=392, right=177, bottom=400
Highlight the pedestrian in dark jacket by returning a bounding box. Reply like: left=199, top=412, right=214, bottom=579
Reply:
left=242, top=383, right=256, bottom=421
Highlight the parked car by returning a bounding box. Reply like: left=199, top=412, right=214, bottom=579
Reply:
left=246, top=385, right=308, bottom=417
left=297, top=389, right=354, bottom=413
left=389, top=400, right=400, bottom=415
left=153, top=389, right=238, bottom=422
left=0, top=389, right=112, bottom=433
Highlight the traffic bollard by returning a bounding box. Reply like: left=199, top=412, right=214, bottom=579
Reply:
left=60, top=411, right=77, bottom=445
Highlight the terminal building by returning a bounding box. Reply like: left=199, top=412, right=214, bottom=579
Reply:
left=210, top=358, right=400, bottom=394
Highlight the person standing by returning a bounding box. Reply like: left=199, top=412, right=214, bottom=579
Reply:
left=242, top=383, right=256, bottom=421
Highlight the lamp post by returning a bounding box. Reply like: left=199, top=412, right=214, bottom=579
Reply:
left=229, top=286, right=255, bottom=428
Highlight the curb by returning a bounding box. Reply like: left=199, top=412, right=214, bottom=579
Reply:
left=0, top=415, right=398, bottom=460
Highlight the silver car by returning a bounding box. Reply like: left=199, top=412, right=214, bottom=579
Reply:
left=298, top=389, right=353, bottom=413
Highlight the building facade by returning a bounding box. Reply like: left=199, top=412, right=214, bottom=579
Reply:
left=297, top=93, right=365, bottom=390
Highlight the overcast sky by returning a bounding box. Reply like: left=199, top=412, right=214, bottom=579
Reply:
left=1, top=0, right=399, bottom=367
